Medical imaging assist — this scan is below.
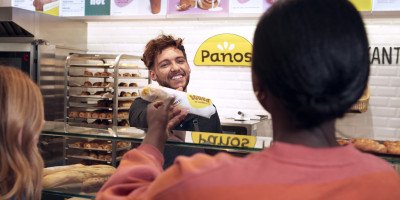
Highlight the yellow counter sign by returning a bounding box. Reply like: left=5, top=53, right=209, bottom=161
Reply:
left=191, top=132, right=256, bottom=148
left=194, top=34, right=252, bottom=66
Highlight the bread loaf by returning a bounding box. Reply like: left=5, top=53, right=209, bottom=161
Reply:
left=81, top=176, right=110, bottom=193
left=43, top=164, right=86, bottom=177
left=42, top=165, right=115, bottom=189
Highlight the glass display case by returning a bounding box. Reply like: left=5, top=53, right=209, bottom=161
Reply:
left=39, top=121, right=400, bottom=199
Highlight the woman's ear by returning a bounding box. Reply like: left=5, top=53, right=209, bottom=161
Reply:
left=252, top=70, right=271, bottom=112
left=149, top=70, right=157, bottom=81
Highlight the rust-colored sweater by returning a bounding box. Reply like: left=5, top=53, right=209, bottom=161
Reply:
left=96, top=142, right=400, bottom=200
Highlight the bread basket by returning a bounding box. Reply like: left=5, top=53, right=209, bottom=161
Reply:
left=349, top=86, right=370, bottom=113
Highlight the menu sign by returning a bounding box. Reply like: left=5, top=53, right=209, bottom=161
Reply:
left=110, top=0, right=167, bottom=16
left=194, top=33, right=252, bottom=66
left=372, top=0, right=400, bottom=11
left=12, top=0, right=59, bottom=15
left=60, top=0, right=85, bottom=16
left=85, top=0, right=110, bottom=15
left=41, top=0, right=60, bottom=15
left=229, top=0, right=263, bottom=14
left=167, top=0, right=228, bottom=15
left=229, top=0, right=276, bottom=14
left=12, top=0, right=35, bottom=11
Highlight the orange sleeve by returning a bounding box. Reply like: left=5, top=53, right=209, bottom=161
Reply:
left=96, top=144, right=164, bottom=200
left=96, top=144, right=235, bottom=200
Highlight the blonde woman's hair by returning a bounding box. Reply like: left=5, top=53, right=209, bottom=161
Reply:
left=0, top=66, right=44, bottom=200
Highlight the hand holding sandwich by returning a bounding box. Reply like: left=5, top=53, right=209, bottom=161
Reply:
left=142, top=97, right=188, bottom=153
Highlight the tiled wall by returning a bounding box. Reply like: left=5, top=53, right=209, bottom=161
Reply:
left=87, top=17, right=400, bottom=140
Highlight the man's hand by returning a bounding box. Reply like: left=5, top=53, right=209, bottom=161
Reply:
left=176, top=87, right=183, bottom=92
left=142, top=97, right=188, bottom=153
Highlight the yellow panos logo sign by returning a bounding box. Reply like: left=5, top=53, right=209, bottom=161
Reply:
left=194, top=34, right=252, bottom=66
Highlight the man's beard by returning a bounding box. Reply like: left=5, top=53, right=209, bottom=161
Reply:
left=157, top=75, right=190, bottom=91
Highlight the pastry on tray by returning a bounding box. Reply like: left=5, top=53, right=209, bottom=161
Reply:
left=93, top=82, right=102, bottom=87
left=84, top=71, right=93, bottom=76
left=118, top=82, right=128, bottom=87
left=81, top=91, right=90, bottom=96
left=83, top=81, right=92, bottom=87
left=69, top=111, right=79, bottom=118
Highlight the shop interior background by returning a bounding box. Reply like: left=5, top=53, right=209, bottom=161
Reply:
left=86, top=17, right=400, bottom=140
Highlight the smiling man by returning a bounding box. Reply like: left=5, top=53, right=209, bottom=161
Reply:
left=129, top=35, right=222, bottom=167
left=130, top=34, right=222, bottom=132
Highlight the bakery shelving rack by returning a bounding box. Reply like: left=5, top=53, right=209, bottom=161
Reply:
left=64, top=53, right=150, bottom=130
left=64, top=138, right=131, bottom=167
left=62, top=53, right=150, bottom=168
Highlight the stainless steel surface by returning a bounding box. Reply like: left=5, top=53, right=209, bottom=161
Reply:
left=39, top=44, right=84, bottom=121
left=0, top=7, right=87, bottom=50
left=0, top=43, right=35, bottom=78
left=221, top=118, right=271, bottom=136
left=0, top=7, right=87, bottom=121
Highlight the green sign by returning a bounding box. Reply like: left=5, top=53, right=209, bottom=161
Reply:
left=85, top=0, right=110, bottom=16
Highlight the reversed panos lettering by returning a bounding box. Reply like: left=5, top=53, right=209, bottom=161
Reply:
left=198, top=133, right=251, bottom=148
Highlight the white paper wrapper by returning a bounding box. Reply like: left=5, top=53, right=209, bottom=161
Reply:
left=140, top=85, right=216, bottom=118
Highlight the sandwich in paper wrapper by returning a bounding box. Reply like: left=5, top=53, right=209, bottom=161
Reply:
left=140, top=84, right=216, bottom=119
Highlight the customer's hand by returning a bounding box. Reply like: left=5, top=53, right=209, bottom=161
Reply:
left=143, top=97, right=188, bottom=153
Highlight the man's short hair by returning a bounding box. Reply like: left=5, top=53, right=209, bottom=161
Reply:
left=142, top=34, right=187, bottom=70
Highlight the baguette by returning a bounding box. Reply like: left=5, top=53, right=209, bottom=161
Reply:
left=81, top=176, right=110, bottom=193
left=42, top=165, right=115, bottom=189
left=43, top=164, right=86, bottom=177
left=141, top=84, right=216, bottom=118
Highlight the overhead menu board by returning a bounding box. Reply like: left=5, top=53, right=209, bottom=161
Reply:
left=110, top=0, right=167, bottom=16
left=372, top=0, right=400, bottom=11
left=229, top=0, right=263, bottom=14
left=167, top=0, right=228, bottom=15
left=12, top=0, right=60, bottom=15
left=60, top=0, right=84, bottom=16
left=12, top=0, right=35, bottom=11
left=85, top=0, right=110, bottom=16
left=11, top=0, right=400, bottom=17
left=228, top=0, right=276, bottom=14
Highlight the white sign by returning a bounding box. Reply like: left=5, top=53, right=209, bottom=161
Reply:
left=229, top=0, right=263, bottom=14
left=373, top=0, right=400, bottom=11
left=60, top=0, right=85, bottom=16
left=12, top=0, right=35, bottom=11
left=110, top=0, right=167, bottom=16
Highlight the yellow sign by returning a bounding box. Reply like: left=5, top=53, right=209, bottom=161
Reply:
left=349, top=0, right=372, bottom=11
left=187, top=94, right=212, bottom=109
left=191, top=132, right=256, bottom=148
left=194, top=34, right=252, bottom=67
left=38, top=1, right=60, bottom=16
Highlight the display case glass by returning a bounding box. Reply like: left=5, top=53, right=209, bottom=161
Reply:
left=40, top=121, right=400, bottom=199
